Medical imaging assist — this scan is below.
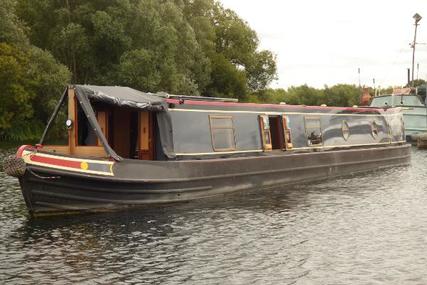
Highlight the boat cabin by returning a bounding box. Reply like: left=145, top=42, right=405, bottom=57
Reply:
left=40, top=85, right=405, bottom=161
left=370, top=93, right=427, bottom=139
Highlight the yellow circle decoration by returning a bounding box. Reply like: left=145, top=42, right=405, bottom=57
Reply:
left=80, top=161, right=89, bottom=170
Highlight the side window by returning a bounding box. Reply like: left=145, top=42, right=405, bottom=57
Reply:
left=305, top=116, right=323, bottom=146
left=259, top=115, right=272, bottom=150
left=209, top=115, right=236, bottom=151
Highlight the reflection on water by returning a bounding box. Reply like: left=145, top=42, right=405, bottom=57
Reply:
left=1, top=147, right=427, bottom=284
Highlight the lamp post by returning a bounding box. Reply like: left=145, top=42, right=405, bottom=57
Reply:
left=411, top=13, right=422, bottom=86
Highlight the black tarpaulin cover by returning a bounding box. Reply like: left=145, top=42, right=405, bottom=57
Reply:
left=41, top=85, right=175, bottom=161
left=72, top=85, right=175, bottom=160
left=74, top=85, right=167, bottom=111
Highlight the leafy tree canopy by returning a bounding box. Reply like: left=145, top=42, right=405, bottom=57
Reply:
left=17, top=0, right=277, bottom=99
left=0, top=0, right=70, bottom=141
left=249, top=84, right=364, bottom=107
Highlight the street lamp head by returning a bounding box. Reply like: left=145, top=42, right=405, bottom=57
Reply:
left=413, top=13, right=422, bottom=24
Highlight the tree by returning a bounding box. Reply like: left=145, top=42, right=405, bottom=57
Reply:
left=0, top=43, right=34, bottom=133
left=205, top=53, right=247, bottom=99
left=17, top=0, right=277, bottom=97
left=0, top=0, right=70, bottom=141
left=0, top=0, right=28, bottom=45
left=406, top=79, right=426, bottom=88
left=246, top=50, right=277, bottom=91
left=285, top=85, right=325, bottom=106
left=324, top=84, right=360, bottom=107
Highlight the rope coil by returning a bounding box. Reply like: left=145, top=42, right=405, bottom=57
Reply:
left=3, top=155, right=26, bottom=178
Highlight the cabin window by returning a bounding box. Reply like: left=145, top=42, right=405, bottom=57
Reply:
left=259, top=115, right=272, bottom=150
left=305, top=116, right=323, bottom=146
left=209, top=115, right=236, bottom=151
left=371, top=121, right=379, bottom=138
left=43, top=94, right=69, bottom=145
left=342, top=120, right=350, bottom=141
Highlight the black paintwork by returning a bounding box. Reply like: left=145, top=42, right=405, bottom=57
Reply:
left=16, top=93, right=409, bottom=215
left=20, top=144, right=410, bottom=215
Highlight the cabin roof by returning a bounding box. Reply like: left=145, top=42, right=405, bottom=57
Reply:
left=74, top=85, right=167, bottom=111
left=166, top=99, right=398, bottom=114
left=73, top=85, right=397, bottom=114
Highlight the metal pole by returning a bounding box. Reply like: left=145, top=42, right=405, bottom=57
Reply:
left=408, top=68, right=411, bottom=86
left=411, top=13, right=422, bottom=85
left=411, top=22, right=418, bottom=85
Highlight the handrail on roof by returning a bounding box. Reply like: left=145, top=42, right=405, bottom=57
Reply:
left=156, top=92, right=239, bottom=103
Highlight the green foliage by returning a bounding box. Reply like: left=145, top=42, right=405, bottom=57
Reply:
left=247, top=84, right=363, bottom=107
left=324, top=84, right=360, bottom=107
left=205, top=53, right=247, bottom=99
left=1, top=0, right=279, bottom=140
left=0, top=43, right=34, bottom=132
left=406, top=79, right=426, bottom=88
left=247, top=88, right=286, bottom=104
left=285, top=85, right=325, bottom=105
left=17, top=0, right=277, bottom=96
left=0, top=0, right=71, bottom=141
left=0, top=0, right=28, bottom=45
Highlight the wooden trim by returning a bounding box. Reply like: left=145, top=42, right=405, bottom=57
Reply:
left=42, top=145, right=71, bottom=155
left=96, top=111, right=108, bottom=146
left=209, top=115, right=236, bottom=152
left=138, top=112, right=154, bottom=160
left=139, top=112, right=150, bottom=151
left=259, top=115, right=272, bottom=151
left=73, top=146, right=107, bottom=157
left=68, top=87, right=76, bottom=155
left=282, top=115, right=293, bottom=150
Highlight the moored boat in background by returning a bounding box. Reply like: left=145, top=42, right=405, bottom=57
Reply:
left=3, top=85, right=411, bottom=215
left=370, top=88, right=427, bottom=143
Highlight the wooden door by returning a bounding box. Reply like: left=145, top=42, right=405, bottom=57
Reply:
left=138, top=112, right=154, bottom=160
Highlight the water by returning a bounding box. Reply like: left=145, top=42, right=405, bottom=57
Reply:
left=1, top=147, right=427, bottom=284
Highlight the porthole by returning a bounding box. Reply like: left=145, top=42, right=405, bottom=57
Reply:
left=342, top=120, right=350, bottom=141
left=371, top=121, right=379, bottom=138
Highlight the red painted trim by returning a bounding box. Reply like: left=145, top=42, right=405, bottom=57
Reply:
left=30, top=154, right=81, bottom=169
left=16, top=145, right=33, bottom=158
left=165, top=99, right=397, bottom=113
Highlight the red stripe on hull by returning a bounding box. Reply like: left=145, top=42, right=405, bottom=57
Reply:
left=30, top=154, right=81, bottom=169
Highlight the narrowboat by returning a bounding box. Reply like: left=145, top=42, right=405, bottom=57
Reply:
left=3, top=85, right=410, bottom=215
left=370, top=89, right=427, bottom=142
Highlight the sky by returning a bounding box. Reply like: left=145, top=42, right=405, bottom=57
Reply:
left=220, top=0, right=427, bottom=89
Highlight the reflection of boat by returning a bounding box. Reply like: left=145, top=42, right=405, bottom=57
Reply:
left=4, top=85, right=410, bottom=216
left=370, top=88, right=427, bottom=142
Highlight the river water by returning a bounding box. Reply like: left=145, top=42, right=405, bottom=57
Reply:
left=1, top=147, right=427, bottom=284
